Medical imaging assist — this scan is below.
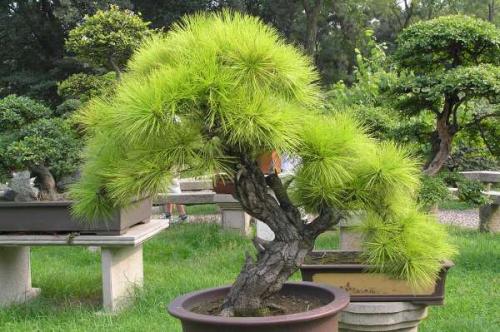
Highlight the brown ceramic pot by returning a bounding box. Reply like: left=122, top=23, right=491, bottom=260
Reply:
left=256, top=151, right=282, bottom=174
left=168, top=281, right=349, bottom=332
left=213, top=178, right=236, bottom=195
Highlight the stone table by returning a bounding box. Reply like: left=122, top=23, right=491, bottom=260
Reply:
left=0, top=219, right=168, bottom=312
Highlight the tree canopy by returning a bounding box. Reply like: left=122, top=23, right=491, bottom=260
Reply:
left=66, top=5, right=152, bottom=76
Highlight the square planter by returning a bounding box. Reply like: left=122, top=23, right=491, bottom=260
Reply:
left=0, top=198, right=151, bottom=235
left=301, top=250, right=453, bottom=305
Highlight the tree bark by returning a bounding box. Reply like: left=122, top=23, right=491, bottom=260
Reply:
left=424, top=100, right=456, bottom=176
left=220, top=158, right=342, bottom=316
left=302, top=0, right=323, bottom=56
left=489, top=1, right=495, bottom=22
left=31, top=165, right=57, bottom=200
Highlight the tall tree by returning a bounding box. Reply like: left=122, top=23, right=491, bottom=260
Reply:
left=302, top=0, right=324, bottom=55
left=65, top=5, right=152, bottom=79
left=392, top=15, right=500, bottom=175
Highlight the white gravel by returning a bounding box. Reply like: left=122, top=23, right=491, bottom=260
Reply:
left=437, top=209, right=479, bottom=229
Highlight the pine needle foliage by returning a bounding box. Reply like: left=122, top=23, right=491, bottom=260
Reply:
left=72, top=11, right=454, bottom=288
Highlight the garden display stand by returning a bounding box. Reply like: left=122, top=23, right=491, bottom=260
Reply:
left=0, top=219, right=168, bottom=312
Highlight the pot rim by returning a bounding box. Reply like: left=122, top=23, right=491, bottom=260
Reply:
left=301, top=250, right=454, bottom=270
left=168, top=281, right=349, bottom=326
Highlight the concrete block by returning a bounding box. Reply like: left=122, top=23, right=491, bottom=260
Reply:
left=101, top=245, right=143, bottom=312
left=480, top=203, right=500, bottom=233
left=217, top=199, right=251, bottom=236
left=0, top=246, right=40, bottom=307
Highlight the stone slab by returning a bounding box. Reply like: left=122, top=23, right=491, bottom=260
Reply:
left=155, top=191, right=216, bottom=205
left=460, top=171, right=500, bottom=183
left=179, top=179, right=213, bottom=191
left=0, top=219, right=168, bottom=247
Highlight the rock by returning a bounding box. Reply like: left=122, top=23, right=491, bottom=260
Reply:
left=8, top=171, right=38, bottom=202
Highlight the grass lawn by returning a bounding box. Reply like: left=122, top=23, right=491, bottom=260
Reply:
left=439, top=199, right=475, bottom=211
left=0, top=224, right=498, bottom=331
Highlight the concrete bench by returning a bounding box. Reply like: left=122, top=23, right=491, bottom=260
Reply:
left=153, top=189, right=250, bottom=235
left=0, top=219, right=168, bottom=312
left=460, top=171, right=500, bottom=186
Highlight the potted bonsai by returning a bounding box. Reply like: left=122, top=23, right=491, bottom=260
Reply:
left=0, top=95, right=150, bottom=235
left=72, top=12, right=455, bottom=331
left=0, top=8, right=155, bottom=235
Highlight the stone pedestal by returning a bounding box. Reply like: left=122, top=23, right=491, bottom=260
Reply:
left=340, top=211, right=365, bottom=251
left=0, top=247, right=40, bottom=307
left=479, top=203, right=500, bottom=233
left=339, top=302, right=428, bottom=332
left=101, top=245, right=143, bottom=312
left=215, top=194, right=251, bottom=236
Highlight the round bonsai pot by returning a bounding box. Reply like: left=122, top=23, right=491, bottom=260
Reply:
left=168, top=281, right=350, bottom=332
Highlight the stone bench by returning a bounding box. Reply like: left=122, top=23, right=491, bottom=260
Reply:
left=153, top=190, right=250, bottom=235
left=0, top=219, right=168, bottom=312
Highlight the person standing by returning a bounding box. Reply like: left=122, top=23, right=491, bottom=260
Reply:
left=161, top=177, right=188, bottom=223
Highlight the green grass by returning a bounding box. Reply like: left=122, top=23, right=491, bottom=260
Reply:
left=439, top=199, right=475, bottom=210
left=0, top=225, right=498, bottom=331
left=185, top=204, right=219, bottom=215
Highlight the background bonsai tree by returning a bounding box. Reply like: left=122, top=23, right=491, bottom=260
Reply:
left=66, top=5, right=153, bottom=78
left=392, top=15, right=500, bottom=176
left=0, top=95, right=81, bottom=199
left=72, top=12, right=454, bottom=316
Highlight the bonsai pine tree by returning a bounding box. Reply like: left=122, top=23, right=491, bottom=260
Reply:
left=0, top=95, right=81, bottom=199
left=392, top=15, right=500, bottom=176
left=72, top=12, right=454, bottom=316
left=66, top=5, right=152, bottom=78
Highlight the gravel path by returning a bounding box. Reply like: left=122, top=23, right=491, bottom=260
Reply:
left=437, top=209, right=479, bottom=229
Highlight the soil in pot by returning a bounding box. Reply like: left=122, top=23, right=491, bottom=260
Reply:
left=168, top=282, right=350, bottom=332
left=192, top=292, right=326, bottom=316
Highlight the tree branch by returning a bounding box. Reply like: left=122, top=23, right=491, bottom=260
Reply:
left=265, top=173, right=292, bottom=210
left=305, top=206, right=343, bottom=238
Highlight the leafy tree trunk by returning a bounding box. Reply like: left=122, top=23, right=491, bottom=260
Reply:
left=424, top=100, right=456, bottom=176
left=31, top=165, right=57, bottom=200
left=302, top=0, right=323, bottom=56
left=220, top=158, right=342, bottom=317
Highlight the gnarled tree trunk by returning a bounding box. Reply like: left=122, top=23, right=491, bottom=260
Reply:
left=424, top=99, right=457, bottom=176
left=221, top=158, right=342, bottom=317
